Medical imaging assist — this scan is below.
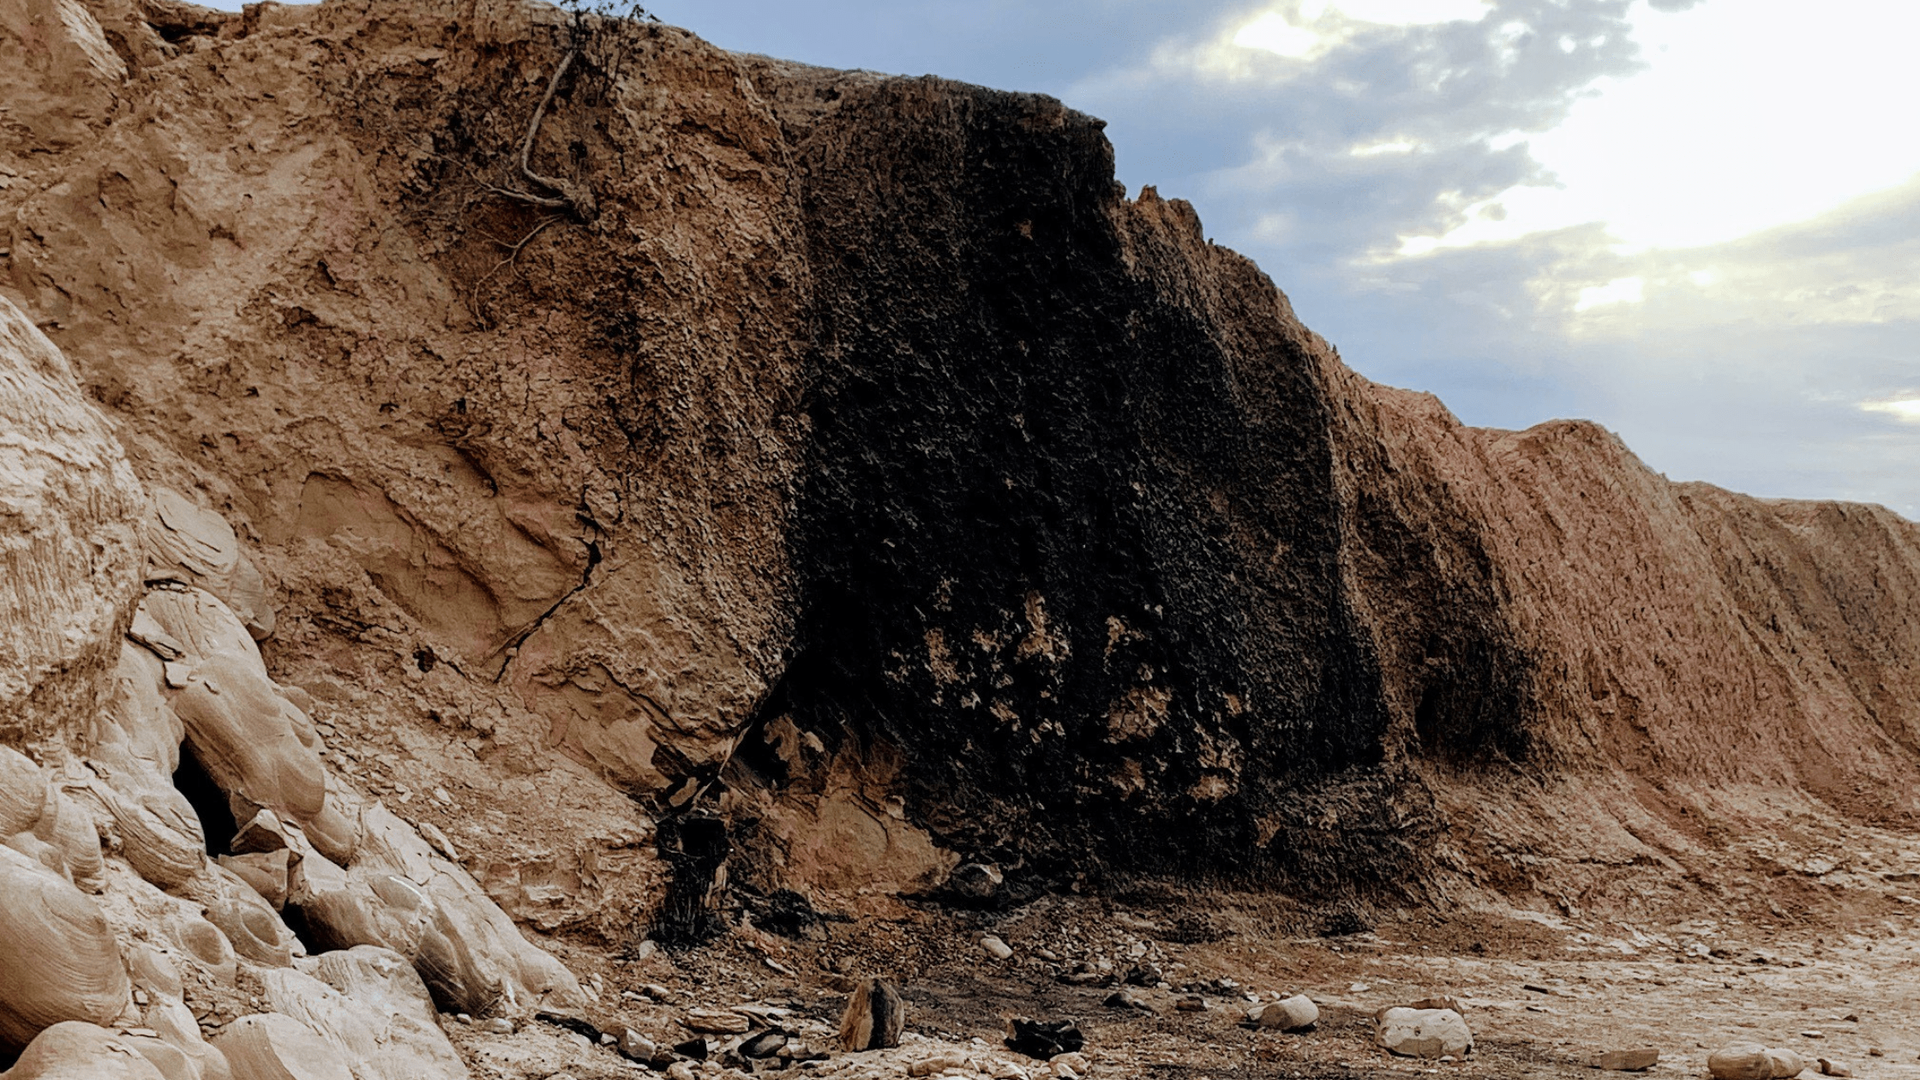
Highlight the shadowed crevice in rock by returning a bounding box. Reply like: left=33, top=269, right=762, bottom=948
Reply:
left=173, top=744, right=239, bottom=857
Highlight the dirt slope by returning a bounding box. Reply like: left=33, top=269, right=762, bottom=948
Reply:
left=3, top=0, right=1918, bottom=940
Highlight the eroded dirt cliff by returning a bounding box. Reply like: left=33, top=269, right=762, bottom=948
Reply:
left=4, top=0, right=1919, bottom=1021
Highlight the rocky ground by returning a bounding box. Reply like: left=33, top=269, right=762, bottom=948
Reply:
left=420, top=877, right=1920, bottom=1080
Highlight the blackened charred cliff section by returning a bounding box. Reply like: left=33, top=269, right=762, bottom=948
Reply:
left=755, top=69, right=1395, bottom=879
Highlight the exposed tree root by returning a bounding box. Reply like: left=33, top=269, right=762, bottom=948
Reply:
left=492, top=49, right=597, bottom=219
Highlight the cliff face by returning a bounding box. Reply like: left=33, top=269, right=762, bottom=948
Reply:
left=0, top=288, right=146, bottom=748
left=1325, top=378, right=1920, bottom=908
left=746, top=63, right=1405, bottom=886
left=4, top=0, right=1919, bottom=934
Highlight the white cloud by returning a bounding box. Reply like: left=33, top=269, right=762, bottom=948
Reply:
left=1351, top=139, right=1421, bottom=156
left=1497, top=176, right=1920, bottom=337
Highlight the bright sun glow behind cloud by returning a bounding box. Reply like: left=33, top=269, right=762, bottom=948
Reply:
left=1401, top=0, right=1920, bottom=256
left=1864, top=399, right=1920, bottom=423
left=1573, top=277, right=1643, bottom=312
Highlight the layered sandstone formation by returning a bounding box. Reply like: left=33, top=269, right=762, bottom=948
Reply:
left=0, top=292, right=579, bottom=1073
left=2, top=16, right=1919, bottom=1078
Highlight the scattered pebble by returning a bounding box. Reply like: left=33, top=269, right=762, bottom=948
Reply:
left=1051, top=1052, right=1091, bottom=1075
left=740, top=1031, right=788, bottom=1059
left=683, top=1008, right=750, bottom=1035
left=908, top=1050, right=971, bottom=1076
left=618, top=1029, right=657, bottom=1062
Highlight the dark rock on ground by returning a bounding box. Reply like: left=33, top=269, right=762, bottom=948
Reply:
left=1005, top=1017, right=1085, bottom=1059
left=945, top=863, right=1006, bottom=907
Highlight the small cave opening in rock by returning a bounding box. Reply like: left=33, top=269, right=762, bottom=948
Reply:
left=278, top=898, right=320, bottom=953
left=173, top=744, right=239, bottom=856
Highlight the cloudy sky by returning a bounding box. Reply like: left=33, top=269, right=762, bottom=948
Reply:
left=622, top=0, right=1920, bottom=518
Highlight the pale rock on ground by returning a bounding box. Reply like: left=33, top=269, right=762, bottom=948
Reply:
left=1249, top=994, right=1319, bottom=1031
left=214, top=1013, right=353, bottom=1080
left=1766, top=1049, right=1808, bottom=1078
left=0, top=846, right=131, bottom=1053
left=1711, top=1045, right=1780, bottom=1080
left=1378, top=1007, right=1474, bottom=1059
